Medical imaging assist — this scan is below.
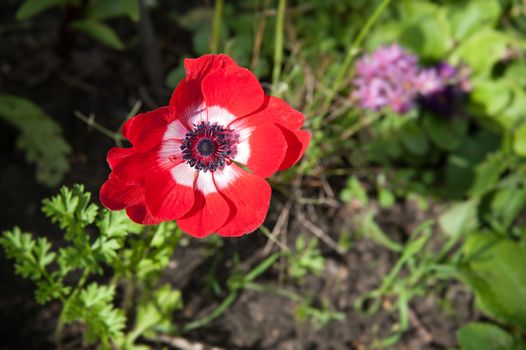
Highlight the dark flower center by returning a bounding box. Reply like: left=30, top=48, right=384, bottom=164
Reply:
left=180, top=121, right=235, bottom=172
left=197, top=138, right=215, bottom=156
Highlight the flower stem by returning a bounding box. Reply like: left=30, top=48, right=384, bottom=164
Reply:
left=316, top=0, right=392, bottom=128
left=54, top=267, right=91, bottom=348
left=211, top=0, right=224, bottom=53
left=272, top=0, right=286, bottom=96
left=74, top=111, right=124, bottom=145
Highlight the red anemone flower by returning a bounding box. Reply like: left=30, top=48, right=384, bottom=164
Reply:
left=100, top=54, right=310, bottom=237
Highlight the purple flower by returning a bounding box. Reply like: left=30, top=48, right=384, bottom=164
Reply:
left=352, top=44, right=421, bottom=114
left=417, top=62, right=471, bottom=116
left=352, top=45, right=472, bottom=116
left=415, top=68, right=443, bottom=95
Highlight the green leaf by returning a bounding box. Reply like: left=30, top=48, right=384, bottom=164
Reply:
left=35, top=238, right=56, bottom=271
left=96, top=210, right=142, bottom=239
left=463, top=233, right=526, bottom=330
left=504, top=61, right=526, bottom=84
left=66, top=283, right=126, bottom=344
left=80, top=283, right=115, bottom=308
left=16, top=0, right=63, bottom=20
left=42, top=184, right=98, bottom=235
left=378, top=188, right=395, bottom=209
left=35, top=279, right=70, bottom=304
left=397, top=0, right=438, bottom=21
left=399, top=9, right=450, bottom=60
left=0, top=227, right=39, bottom=279
left=86, top=0, right=139, bottom=21
left=288, top=236, right=325, bottom=280
left=402, top=221, right=433, bottom=259
left=131, top=285, right=183, bottom=341
left=439, top=200, right=478, bottom=238
left=489, top=188, right=526, bottom=229
left=444, top=131, right=501, bottom=198
left=71, top=19, right=125, bottom=50
left=447, top=0, right=501, bottom=41
left=0, top=94, right=71, bottom=186
left=57, top=246, right=92, bottom=275
left=399, top=118, right=428, bottom=156
left=150, top=222, right=179, bottom=248
left=340, top=176, right=368, bottom=205
left=471, top=80, right=514, bottom=129
left=452, top=28, right=509, bottom=76
left=423, top=114, right=467, bottom=151
left=92, top=238, right=121, bottom=264
left=513, top=123, right=526, bottom=157
left=174, top=7, right=211, bottom=31
left=457, top=322, right=518, bottom=350
left=503, top=86, right=526, bottom=126
left=469, top=153, right=509, bottom=197
left=359, top=210, right=402, bottom=252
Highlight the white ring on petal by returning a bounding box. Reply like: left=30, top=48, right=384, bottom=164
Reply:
left=182, top=102, right=208, bottom=127
left=163, top=119, right=188, bottom=140
left=157, top=140, right=182, bottom=170
left=214, top=165, right=241, bottom=190
left=231, top=126, right=253, bottom=164
left=196, top=171, right=216, bottom=195
left=170, top=163, right=196, bottom=188
left=207, top=105, right=237, bottom=126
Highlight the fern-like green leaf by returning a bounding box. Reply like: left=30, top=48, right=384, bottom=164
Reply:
left=66, top=283, right=126, bottom=345
left=42, top=184, right=98, bottom=238
left=97, top=209, right=142, bottom=239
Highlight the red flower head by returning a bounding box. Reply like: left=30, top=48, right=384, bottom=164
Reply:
left=100, top=54, right=310, bottom=238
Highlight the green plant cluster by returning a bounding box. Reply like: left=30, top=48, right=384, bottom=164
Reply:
left=0, top=185, right=183, bottom=348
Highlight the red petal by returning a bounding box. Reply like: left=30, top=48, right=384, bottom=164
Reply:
left=233, top=122, right=287, bottom=178
left=144, top=163, right=196, bottom=221
left=202, top=66, right=265, bottom=120
left=110, top=141, right=182, bottom=185
left=169, top=55, right=238, bottom=129
left=122, top=106, right=172, bottom=151
left=214, top=165, right=271, bottom=237
left=100, top=176, right=144, bottom=210
left=278, top=127, right=311, bottom=170
left=107, top=147, right=134, bottom=170
left=233, top=95, right=305, bottom=129
left=176, top=173, right=230, bottom=238
left=183, top=54, right=237, bottom=81
left=126, top=205, right=162, bottom=225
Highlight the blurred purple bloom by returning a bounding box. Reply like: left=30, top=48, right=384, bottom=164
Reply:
left=415, top=68, right=443, bottom=95
left=417, top=62, right=471, bottom=116
left=352, top=44, right=420, bottom=114
left=352, top=45, right=471, bottom=116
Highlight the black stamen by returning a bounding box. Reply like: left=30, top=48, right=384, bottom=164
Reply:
left=179, top=121, right=235, bottom=172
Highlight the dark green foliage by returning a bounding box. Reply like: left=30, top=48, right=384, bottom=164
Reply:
left=0, top=95, right=71, bottom=187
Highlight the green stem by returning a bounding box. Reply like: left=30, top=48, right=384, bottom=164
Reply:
left=74, top=111, right=124, bottom=144
left=183, top=292, right=238, bottom=332
left=54, top=267, right=91, bottom=347
left=271, top=0, right=286, bottom=96
left=244, top=281, right=301, bottom=301
left=211, top=0, right=224, bottom=53
left=316, top=0, right=391, bottom=129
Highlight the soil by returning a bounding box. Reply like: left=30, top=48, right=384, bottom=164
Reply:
left=0, top=2, right=475, bottom=349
